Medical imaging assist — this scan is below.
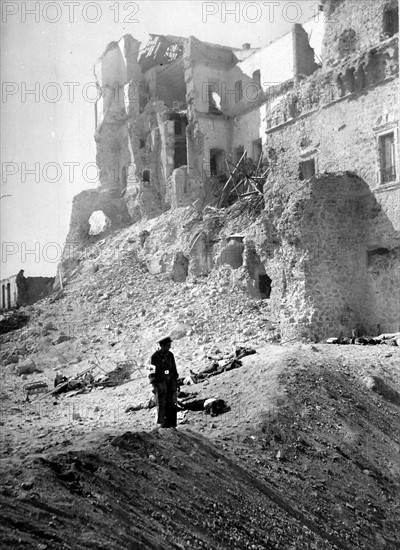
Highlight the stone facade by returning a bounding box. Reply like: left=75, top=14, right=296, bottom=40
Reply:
left=260, top=0, right=399, bottom=338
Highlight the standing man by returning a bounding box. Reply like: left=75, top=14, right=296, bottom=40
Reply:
left=149, top=336, right=179, bottom=428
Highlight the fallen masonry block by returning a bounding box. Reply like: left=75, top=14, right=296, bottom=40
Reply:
left=15, top=359, right=43, bottom=376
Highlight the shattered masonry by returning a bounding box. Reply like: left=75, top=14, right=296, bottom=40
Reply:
left=65, top=0, right=399, bottom=341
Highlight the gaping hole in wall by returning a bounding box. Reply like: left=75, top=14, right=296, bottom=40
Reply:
left=379, top=132, right=397, bottom=184
left=299, top=159, right=316, bottom=180
left=258, top=274, right=272, bottom=299
left=210, top=149, right=226, bottom=179
left=89, top=210, right=111, bottom=236
left=139, top=139, right=146, bottom=149
left=207, top=84, right=222, bottom=115
left=368, top=248, right=390, bottom=262
left=140, top=35, right=184, bottom=71
left=143, top=170, right=150, bottom=182
left=1, top=285, right=5, bottom=309
left=218, top=236, right=244, bottom=269
left=156, top=57, right=186, bottom=108
left=383, top=2, right=399, bottom=37
left=172, top=252, right=189, bottom=282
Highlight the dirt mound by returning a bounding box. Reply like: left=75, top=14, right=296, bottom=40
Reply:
left=1, top=344, right=399, bottom=549
left=0, top=429, right=352, bottom=550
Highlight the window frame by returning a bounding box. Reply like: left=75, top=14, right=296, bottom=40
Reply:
left=383, top=3, right=399, bottom=37
left=298, top=148, right=319, bottom=181
left=235, top=80, right=243, bottom=103
left=374, top=122, right=399, bottom=186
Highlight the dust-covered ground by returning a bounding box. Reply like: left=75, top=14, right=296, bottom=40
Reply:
left=1, top=219, right=400, bottom=550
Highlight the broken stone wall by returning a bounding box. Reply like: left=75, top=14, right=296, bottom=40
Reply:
left=1, top=274, right=54, bottom=309
left=321, top=0, right=398, bottom=67
left=124, top=41, right=195, bottom=217
left=293, top=23, right=321, bottom=78
left=245, top=173, right=399, bottom=341
left=234, top=31, right=294, bottom=106
left=25, top=277, right=54, bottom=305
left=62, top=188, right=132, bottom=278
left=94, top=35, right=142, bottom=193
left=299, top=174, right=399, bottom=338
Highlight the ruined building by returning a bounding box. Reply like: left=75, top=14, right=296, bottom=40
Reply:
left=0, top=271, right=54, bottom=310
left=66, top=0, right=399, bottom=340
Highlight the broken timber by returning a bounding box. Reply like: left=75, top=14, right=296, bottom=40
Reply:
left=217, top=150, right=265, bottom=208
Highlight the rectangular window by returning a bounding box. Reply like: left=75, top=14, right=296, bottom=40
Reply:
left=299, top=159, right=316, bottom=180
left=383, top=5, right=399, bottom=37
left=252, top=70, right=261, bottom=88
left=174, top=120, right=182, bottom=135
left=379, top=132, right=396, bottom=183
left=235, top=80, right=243, bottom=103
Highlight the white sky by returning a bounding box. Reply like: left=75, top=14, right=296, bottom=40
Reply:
left=1, top=0, right=322, bottom=278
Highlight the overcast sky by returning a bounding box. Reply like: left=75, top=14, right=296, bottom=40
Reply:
left=1, top=0, right=321, bottom=279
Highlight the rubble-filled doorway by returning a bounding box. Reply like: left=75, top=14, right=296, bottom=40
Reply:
left=210, top=149, right=226, bottom=177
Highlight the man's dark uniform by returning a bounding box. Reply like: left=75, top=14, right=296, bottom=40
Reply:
left=150, top=346, right=179, bottom=428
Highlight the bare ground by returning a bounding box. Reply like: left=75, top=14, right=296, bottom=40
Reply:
left=1, top=343, right=400, bottom=550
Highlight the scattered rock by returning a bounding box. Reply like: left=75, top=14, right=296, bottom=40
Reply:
left=170, top=323, right=191, bottom=340
left=54, top=334, right=73, bottom=345
left=15, top=359, right=42, bottom=376
left=4, top=354, right=19, bottom=365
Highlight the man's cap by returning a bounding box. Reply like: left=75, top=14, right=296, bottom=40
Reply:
left=158, top=335, right=172, bottom=345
